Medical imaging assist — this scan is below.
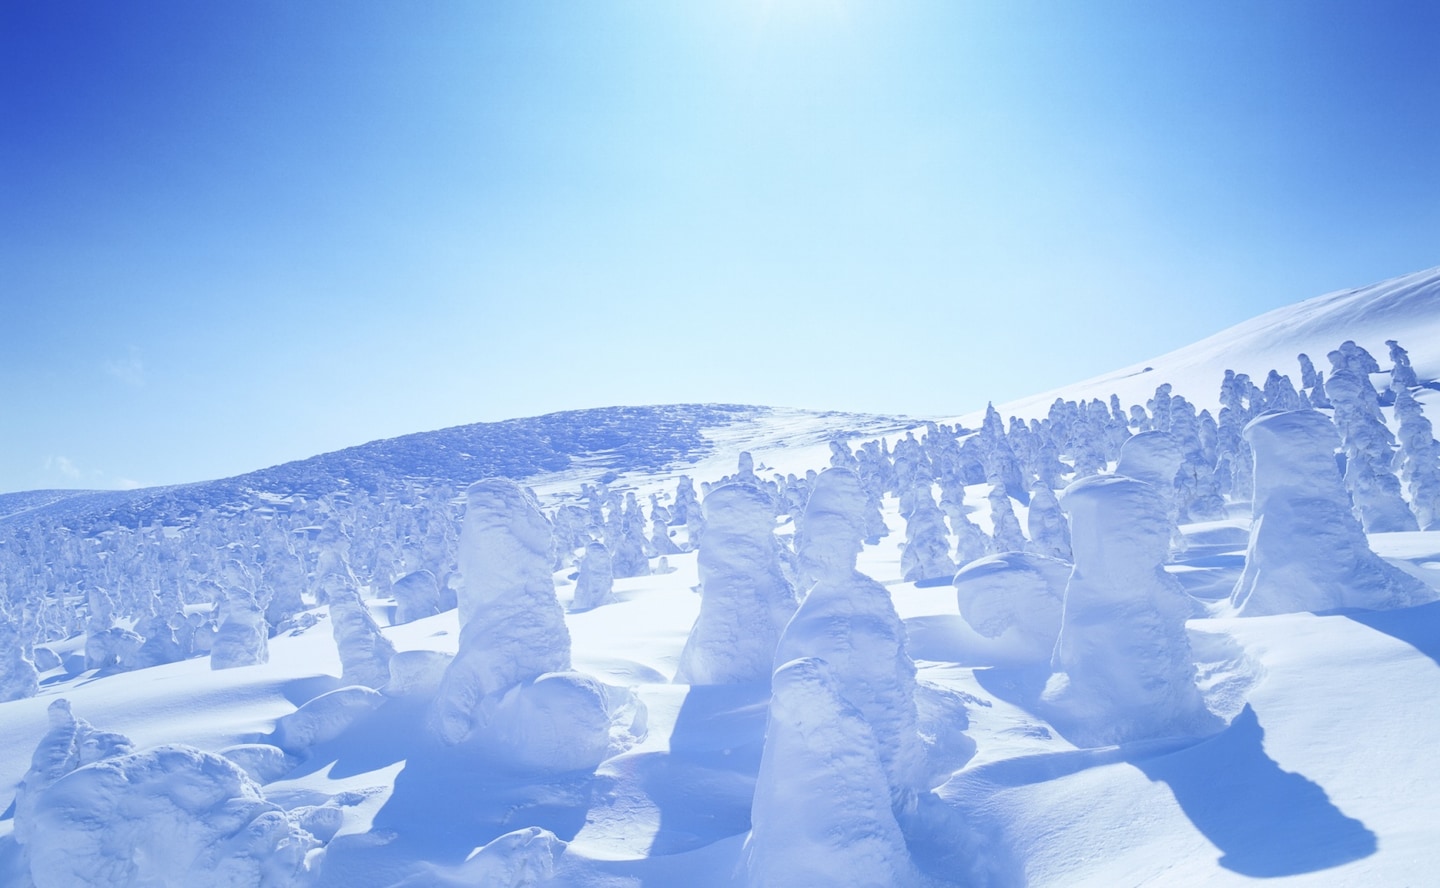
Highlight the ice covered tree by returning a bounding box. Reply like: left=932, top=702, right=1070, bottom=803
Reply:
left=1388, top=339, right=1418, bottom=391
left=431, top=479, right=572, bottom=743
left=1043, top=475, right=1216, bottom=746
left=675, top=483, right=797, bottom=685
left=1230, top=410, right=1431, bottom=615
left=774, top=571, right=927, bottom=812
left=1327, top=360, right=1417, bottom=532
left=571, top=540, right=615, bottom=611
left=1393, top=389, right=1440, bottom=531
left=987, top=485, right=1028, bottom=554
left=1026, top=481, right=1071, bottom=561
left=743, top=658, right=921, bottom=888
left=328, top=583, right=396, bottom=689
left=795, top=468, right=869, bottom=588
left=900, top=482, right=957, bottom=585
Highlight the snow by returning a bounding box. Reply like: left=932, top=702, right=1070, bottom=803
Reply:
left=3, top=267, right=1440, bottom=885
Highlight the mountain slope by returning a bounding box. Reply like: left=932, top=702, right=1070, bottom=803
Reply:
left=977, top=265, right=1440, bottom=422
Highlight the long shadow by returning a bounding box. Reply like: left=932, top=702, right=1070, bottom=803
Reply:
left=1347, top=599, right=1440, bottom=671
left=1134, top=704, right=1376, bottom=877
left=642, top=681, right=769, bottom=856
left=281, top=694, right=601, bottom=880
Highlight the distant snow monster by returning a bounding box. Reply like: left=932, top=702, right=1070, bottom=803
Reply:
left=327, top=582, right=396, bottom=689
left=1043, top=475, right=1217, bottom=746
left=430, top=479, right=643, bottom=767
left=571, top=539, right=615, bottom=611
left=431, top=479, right=573, bottom=741
left=742, top=658, right=921, bottom=888
left=1230, top=410, right=1431, bottom=616
left=210, top=584, right=270, bottom=669
left=674, top=483, right=798, bottom=685
left=794, top=467, right=869, bottom=588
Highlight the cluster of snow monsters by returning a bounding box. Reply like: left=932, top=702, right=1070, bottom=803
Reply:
left=1, top=338, right=1438, bottom=885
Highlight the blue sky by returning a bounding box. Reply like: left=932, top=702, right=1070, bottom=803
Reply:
left=3, top=1, right=1437, bottom=493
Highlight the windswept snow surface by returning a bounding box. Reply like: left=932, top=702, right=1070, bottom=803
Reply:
left=4, top=270, right=1440, bottom=886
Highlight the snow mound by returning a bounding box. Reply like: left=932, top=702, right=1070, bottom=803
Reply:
left=952, top=552, right=1070, bottom=664
left=25, top=743, right=321, bottom=888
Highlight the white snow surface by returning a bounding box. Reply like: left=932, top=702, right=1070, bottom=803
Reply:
left=4, top=268, right=1440, bottom=886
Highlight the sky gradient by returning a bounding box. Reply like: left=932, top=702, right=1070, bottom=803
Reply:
left=3, top=1, right=1438, bottom=493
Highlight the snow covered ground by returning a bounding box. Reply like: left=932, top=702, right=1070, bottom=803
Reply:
left=3, top=266, right=1440, bottom=886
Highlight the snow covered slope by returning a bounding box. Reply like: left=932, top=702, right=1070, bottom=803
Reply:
left=3, top=266, right=1440, bottom=887
left=981, top=265, right=1440, bottom=421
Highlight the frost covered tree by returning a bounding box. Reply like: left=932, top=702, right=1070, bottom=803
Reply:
left=431, top=479, right=572, bottom=743
left=987, top=485, right=1028, bottom=554
left=979, top=404, right=1029, bottom=503
left=0, top=611, right=39, bottom=702
left=1230, top=410, right=1431, bottom=615
left=675, top=483, right=797, bottom=685
left=774, top=571, right=927, bottom=812
left=900, top=482, right=957, bottom=585
left=1395, top=389, right=1440, bottom=530
left=1388, top=339, right=1418, bottom=390
left=795, top=468, right=868, bottom=588
left=391, top=569, right=441, bottom=625
left=1044, top=475, right=1216, bottom=746
left=328, top=583, right=396, bottom=689
left=1026, top=482, right=1071, bottom=561
left=1298, top=352, right=1320, bottom=391
left=571, top=540, right=615, bottom=611
left=1327, top=361, right=1417, bottom=532
left=671, top=475, right=700, bottom=528
left=210, top=585, right=269, bottom=670
left=743, top=658, right=921, bottom=888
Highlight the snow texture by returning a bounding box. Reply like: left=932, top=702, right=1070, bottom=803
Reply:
left=1230, top=409, right=1432, bottom=615
left=571, top=540, right=615, bottom=611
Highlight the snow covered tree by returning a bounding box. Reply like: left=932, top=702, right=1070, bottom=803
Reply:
left=1394, top=389, right=1440, bottom=530
left=1327, top=360, right=1417, bottom=532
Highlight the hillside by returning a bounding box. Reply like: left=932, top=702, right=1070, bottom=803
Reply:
left=0, top=267, right=1439, bottom=887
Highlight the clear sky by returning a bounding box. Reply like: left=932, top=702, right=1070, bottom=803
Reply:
left=3, top=1, right=1437, bottom=493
